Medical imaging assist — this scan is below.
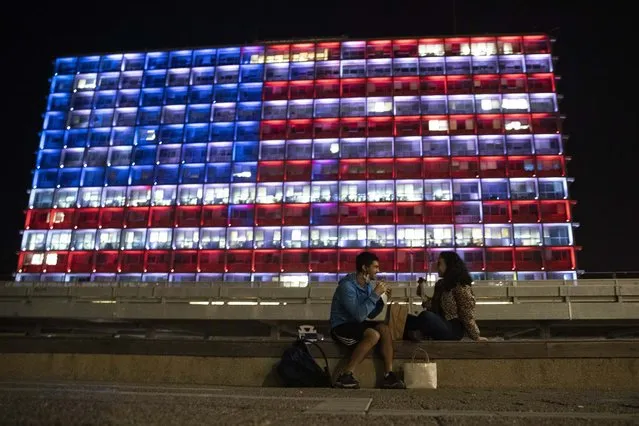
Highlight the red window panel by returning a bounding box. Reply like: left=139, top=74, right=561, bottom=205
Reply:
left=543, top=247, right=576, bottom=271
left=367, top=202, right=395, bottom=225
left=145, top=250, right=171, bottom=273
left=124, top=207, right=149, bottom=228
left=393, top=77, right=420, bottom=96
left=338, top=248, right=361, bottom=272
left=339, top=159, right=367, bottom=180
left=255, top=204, right=282, bottom=226
left=451, top=157, right=479, bottom=178
left=507, top=156, right=535, bottom=177
left=198, top=250, right=226, bottom=273
left=25, top=209, right=50, bottom=230
left=175, top=206, right=201, bottom=227
left=394, top=116, right=421, bottom=137
left=446, top=76, right=473, bottom=94
left=511, top=201, right=540, bottom=223
left=263, top=82, right=289, bottom=100
left=253, top=249, right=281, bottom=273
left=68, top=250, right=95, bottom=273
left=367, top=159, right=394, bottom=179
left=393, top=39, right=418, bottom=58
left=477, top=114, right=503, bottom=134
left=340, top=117, right=367, bottom=138
left=309, top=249, right=337, bottom=272
left=540, top=200, right=572, bottom=223
left=504, top=114, right=532, bottom=134
left=482, top=201, right=511, bottom=223
left=485, top=248, right=514, bottom=272
left=528, top=73, right=555, bottom=92
left=532, top=113, right=560, bottom=133
left=523, top=35, right=550, bottom=54
left=397, top=201, right=425, bottom=224
left=260, top=120, right=287, bottom=140
left=367, top=117, right=393, bottom=137
left=367, top=40, right=392, bottom=59
left=289, top=80, right=314, bottom=99
left=18, top=252, right=41, bottom=273
left=149, top=206, right=174, bottom=227
left=266, top=44, right=290, bottom=60
left=420, top=76, right=446, bottom=95
left=423, top=157, right=450, bottom=178
left=287, top=119, right=313, bottom=139
left=228, top=205, right=254, bottom=227
left=370, top=249, right=395, bottom=271
left=201, top=205, right=228, bottom=227
left=257, top=161, right=285, bottom=182
left=424, top=201, right=453, bottom=224
left=422, top=115, right=449, bottom=136
left=395, top=158, right=423, bottom=179
left=473, top=75, right=500, bottom=94
left=317, top=42, right=341, bottom=61
left=282, top=203, right=310, bottom=226
left=514, top=247, right=543, bottom=270
left=457, top=248, right=484, bottom=271
left=119, top=251, right=145, bottom=273
left=498, top=36, right=523, bottom=54
left=74, top=208, right=99, bottom=229
left=341, top=78, right=366, bottom=97
left=99, top=207, right=124, bottom=228
left=313, top=118, right=339, bottom=138
left=449, top=115, right=475, bottom=135
left=445, top=37, right=470, bottom=55
left=536, top=155, right=565, bottom=177
left=480, top=156, right=507, bottom=177
left=310, top=203, right=338, bottom=225
left=49, top=209, right=75, bottom=229
left=172, top=250, right=198, bottom=273
left=396, top=249, right=426, bottom=272
left=94, top=251, right=119, bottom=273
left=285, top=160, right=312, bottom=181
left=315, top=79, right=340, bottom=98
left=225, top=250, right=253, bottom=272
left=367, top=78, right=393, bottom=96
left=339, top=202, right=367, bottom=225
left=500, top=74, right=527, bottom=93
left=281, top=249, right=309, bottom=272
left=42, top=251, right=69, bottom=273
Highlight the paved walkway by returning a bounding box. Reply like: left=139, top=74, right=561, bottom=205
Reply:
left=0, top=381, right=637, bottom=425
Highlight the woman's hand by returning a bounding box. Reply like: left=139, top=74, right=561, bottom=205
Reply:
left=476, top=337, right=488, bottom=342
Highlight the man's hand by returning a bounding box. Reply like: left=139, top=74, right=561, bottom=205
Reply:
left=385, top=286, right=392, bottom=298
left=374, top=281, right=387, bottom=296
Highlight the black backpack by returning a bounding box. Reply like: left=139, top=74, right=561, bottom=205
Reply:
left=276, top=339, right=332, bottom=387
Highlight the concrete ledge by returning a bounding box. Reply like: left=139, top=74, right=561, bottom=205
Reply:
left=0, top=338, right=638, bottom=390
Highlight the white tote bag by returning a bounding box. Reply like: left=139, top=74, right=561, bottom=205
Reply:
left=403, top=348, right=437, bottom=389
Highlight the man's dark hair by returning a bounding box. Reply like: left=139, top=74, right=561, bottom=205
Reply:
left=355, top=251, right=379, bottom=273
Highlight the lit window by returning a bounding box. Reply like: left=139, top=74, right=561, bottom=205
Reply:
left=45, top=253, right=58, bottom=266
left=480, top=98, right=501, bottom=111
left=30, top=253, right=44, bottom=265
left=502, top=98, right=529, bottom=110
left=471, top=42, right=497, bottom=56
left=428, top=120, right=448, bottom=132
left=418, top=44, right=445, bottom=57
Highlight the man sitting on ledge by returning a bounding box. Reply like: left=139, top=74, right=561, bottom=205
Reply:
left=329, top=251, right=406, bottom=389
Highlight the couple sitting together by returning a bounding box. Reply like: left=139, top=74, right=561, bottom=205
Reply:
left=329, top=250, right=484, bottom=389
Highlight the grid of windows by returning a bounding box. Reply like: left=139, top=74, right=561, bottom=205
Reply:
left=18, top=35, right=577, bottom=285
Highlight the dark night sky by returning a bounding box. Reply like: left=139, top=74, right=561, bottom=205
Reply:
left=1, top=1, right=635, bottom=276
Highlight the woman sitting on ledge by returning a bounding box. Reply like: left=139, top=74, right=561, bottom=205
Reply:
left=404, top=251, right=487, bottom=342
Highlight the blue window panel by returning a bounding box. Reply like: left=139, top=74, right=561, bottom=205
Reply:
left=55, top=57, right=77, bottom=74
left=182, top=144, right=207, bottom=163
left=106, top=167, right=130, bottom=186
left=184, top=124, right=210, bottom=143
left=241, top=46, right=264, bottom=64
left=124, top=54, right=145, bottom=71
left=158, top=125, right=184, bottom=144
left=133, top=146, right=157, bottom=165
left=58, top=168, right=82, bottom=187
left=89, top=129, right=111, bottom=147
left=193, top=49, right=217, bottom=67
left=66, top=130, right=89, bottom=148
left=90, top=109, right=114, bottom=128
left=93, top=91, right=116, bottom=109
left=42, top=131, right=65, bottom=149
left=111, top=127, right=135, bottom=146
left=169, top=50, right=192, bottom=68
left=165, top=87, right=188, bottom=105
left=238, top=83, right=262, bottom=102
left=228, top=205, right=254, bottom=226
left=97, top=73, right=120, bottom=91
left=237, top=102, right=261, bottom=121
left=231, top=162, right=257, bottom=182
left=140, top=89, right=164, bottom=107
left=146, top=52, right=168, bottom=70
left=240, top=65, right=263, bottom=83
left=38, top=150, right=62, bottom=169
left=51, top=75, right=74, bottom=93
left=71, top=93, right=94, bottom=110
left=143, top=71, right=167, bottom=88
left=180, top=164, right=206, bottom=183
left=135, top=127, right=159, bottom=145
left=130, top=166, right=155, bottom=185
left=205, top=163, right=231, bottom=183
left=233, top=141, right=259, bottom=161
left=217, top=48, right=240, bottom=65
left=138, top=107, right=162, bottom=126
left=210, top=123, right=235, bottom=141
left=78, top=56, right=100, bottom=73
left=44, top=112, right=67, bottom=130
left=189, top=86, right=213, bottom=104
left=187, top=105, right=212, bottom=123
left=34, top=169, right=58, bottom=188
left=290, top=63, right=315, bottom=80
left=214, top=85, right=238, bottom=103
left=48, top=94, right=71, bottom=111
left=235, top=122, right=259, bottom=142
left=155, top=165, right=179, bottom=184
left=81, top=167, right=105, bottom=187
